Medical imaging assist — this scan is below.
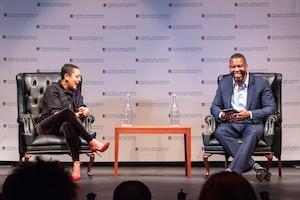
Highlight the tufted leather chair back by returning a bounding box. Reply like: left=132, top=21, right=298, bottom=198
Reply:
left=18, top=73, right=61, bottom=123
left=251, top=73, right=282, bottom=121
left=17, top=72, right=83, bottom=122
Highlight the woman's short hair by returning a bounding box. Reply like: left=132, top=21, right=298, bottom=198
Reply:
left=61, top=64, right=79, bottom=80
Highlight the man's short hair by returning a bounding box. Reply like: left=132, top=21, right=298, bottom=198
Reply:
left=230, top=53, right=247, bottom=64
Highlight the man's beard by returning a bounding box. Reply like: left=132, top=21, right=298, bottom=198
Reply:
left=231, top=71, right=246, bottom=83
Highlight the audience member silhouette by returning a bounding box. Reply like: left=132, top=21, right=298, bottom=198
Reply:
left=113, top=180, right=151, bottom=200
left=86, top=192, right=96, bottom=200
left=198, top=171, right=258, bottom=200
left=0, top=158, right=77, bottom=200
left=259, top=191, right=270, bottom=200
left=177, top=188, right=187, bottom=200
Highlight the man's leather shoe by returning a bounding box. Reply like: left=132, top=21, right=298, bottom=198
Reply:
left=256, top=168, right=271, bottom=182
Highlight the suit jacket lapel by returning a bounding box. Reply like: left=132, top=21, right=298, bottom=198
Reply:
left=247, top=74, right=255, bottom=109
left=224, top=76, right=234, bottom=107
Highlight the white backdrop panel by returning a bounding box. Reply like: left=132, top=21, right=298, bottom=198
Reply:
left=0, top=0, right=300, bottom=162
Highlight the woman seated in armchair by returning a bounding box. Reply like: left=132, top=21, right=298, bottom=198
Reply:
left=35, top=63, right=109, bottom=181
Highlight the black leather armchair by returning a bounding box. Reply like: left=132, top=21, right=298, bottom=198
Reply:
left=202, top=73, right=282, bottom=178
left=16, top=72, right=96, bottom=178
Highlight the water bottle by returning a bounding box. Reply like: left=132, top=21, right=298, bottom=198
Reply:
left=121, top=93, right=133, bottom=126
left=170, top=93, right=180, bottom=126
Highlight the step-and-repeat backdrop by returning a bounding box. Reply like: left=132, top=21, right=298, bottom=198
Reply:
left=0, top=0, right=300, bottom=162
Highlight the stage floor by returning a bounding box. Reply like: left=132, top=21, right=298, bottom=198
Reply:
left=0, top=165, right=299, bottom=200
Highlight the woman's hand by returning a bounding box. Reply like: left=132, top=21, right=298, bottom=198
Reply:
left=76, top=106, right=89, bottom=118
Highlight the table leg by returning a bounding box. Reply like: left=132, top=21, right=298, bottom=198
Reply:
left=185, top=129, right=192, bottom=177
left=114, top=130, right=119, bottom=176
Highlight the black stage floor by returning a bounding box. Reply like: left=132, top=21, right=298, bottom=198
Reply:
left=0, top=165, right=299, bottom=200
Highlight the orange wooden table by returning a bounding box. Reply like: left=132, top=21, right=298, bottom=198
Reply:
left=114, top=126, right=191, bottom=177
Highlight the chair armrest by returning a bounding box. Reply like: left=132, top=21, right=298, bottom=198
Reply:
left=264, top=114, right=278, bottom=146
left=202, top=115, right=216, bottom=145
left=18, top=113, right=36, bottom=145
left=83, top=114, right=95, bottom=132
left=19, top=114, right=34, bottom=135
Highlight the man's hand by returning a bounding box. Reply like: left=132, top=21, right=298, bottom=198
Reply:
left=222, top=109, right=250, bottom=121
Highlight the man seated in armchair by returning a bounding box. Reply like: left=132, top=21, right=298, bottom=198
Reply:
left=210, top=53, right=277, bottom=182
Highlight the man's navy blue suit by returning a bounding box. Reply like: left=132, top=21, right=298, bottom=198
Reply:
left=211, top=73, right=277, bottom=173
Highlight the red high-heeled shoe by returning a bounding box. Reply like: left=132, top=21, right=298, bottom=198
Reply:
left=71, top=175, right=80, bottom=181
left=72, top=161, right=81, bottom=181
left=89, top=141, right=110, bottom=154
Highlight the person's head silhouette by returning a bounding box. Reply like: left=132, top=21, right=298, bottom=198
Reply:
left=199, top=171, right=258, bottom=200
left=0, top=158, right=77, bottom=200
left=113, top=180, right=151, bottom=200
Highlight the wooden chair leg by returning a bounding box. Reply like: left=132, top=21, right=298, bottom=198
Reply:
left=278, top=156, right=282, bottom=177
left=87, top=153, right=95, bottom=179
left=265, top=154, right=273, bottom=171
left=203, top=153, right=211, bottom=179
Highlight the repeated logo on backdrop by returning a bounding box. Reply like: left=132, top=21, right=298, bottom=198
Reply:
left=0, top=0, right=300, bottom=161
